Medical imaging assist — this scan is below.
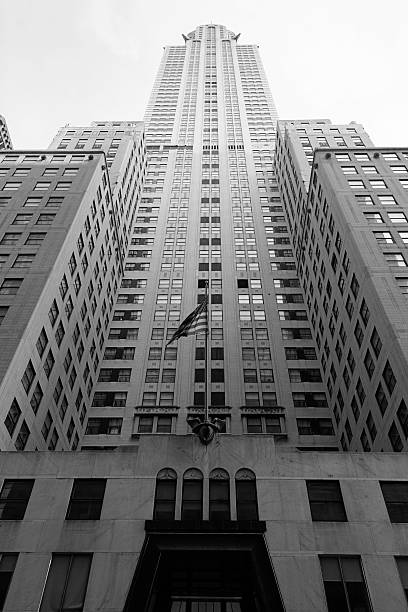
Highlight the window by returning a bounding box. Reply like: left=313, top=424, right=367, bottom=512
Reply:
left=359, top=299, right=370, bottom=326
left=397, top=400, right=408, bottom=438
left=24, top=196, right=42, bottom=207
left=355, top=195, right=374, bottom=206
left=181, top=469, right=203, bottom=520
left=85, top=417, right=122, bottom=435
left=39, top=554, right=92, bottom=612
left=297, top=418, right=334, bottom=435
left=381, top=482, right=408, bottom=522
left=364, top=350, right=375, bottom=379
left=389, top=422, right=404, bottom=451
left=383, top=360, right=396, bottom=395
left=0, top=233, right=21, bottom=245
left=364, top=212, right=383, bottom=224
left=396, top=557, right=408, bottom=603
left=306, top=481, right=346, bottom=521
left=15, top=420, right=29, bottom=450
left=389, top=212, right=408, bottom=224
left=374, top=230, right=394, bottom=244
left=48, top=299, right=59, bottom=326
left=55, top=181, right=72, bottom=191
left=0, top=479, right=34, bottom=519
left=30, top=383, right=43, bottom=414
left=235, top=469, right=258, bottom=520
left=0, top=553, right=18, bottom=610
left=153, top=468, right=177, bottom=520
left=4, top=399, right=21, bottom=437
left=0, top=278, right=22, bottom=296
left=361, top=165, right=378, bottom=175
left=354, top=321, right=364, bottom=347
left=21, top=360, right=35, bottom=393
left=36, top=214, right=55, bottom=225
left=209, top=468, right=230, bottom=521
left=375, top=383, right=388, bottom=415
left=348, top=180, right=365, bottom=190
left=289, top=369, right=322, bottom=383
left=43, top=349, right=55, bottom=378
left=370, top=328, right=382, bottom=357
left=320, top=556, right=372, bottom=612
left=26, top=232, right=46, bottom=245
left=34, top=181, right=51, bottom=191
left=66, top=479, right=106, bottom=520
left=2, top=182, right=21, bottom=191
left=0, top=307, right=8, bottom=326
left=36, top=328, right=48, bottom=356
left=370, top=179, right=387, bottom=189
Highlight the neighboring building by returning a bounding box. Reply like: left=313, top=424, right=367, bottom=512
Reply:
left=2, top=22, right=408, bottom=612
left=0, top=115, right=12, bottom=150
left=0, top=123, right=146, bottom=450
left=276, top=121, right=408, bottom=451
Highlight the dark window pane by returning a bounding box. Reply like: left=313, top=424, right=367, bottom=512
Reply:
left=181, top=480, right=203, bottom=520
left=39, top=554, right=92, bottom=612
left=66, top=479, right=106, bottom=520
left=0, top=479, right=34, bottom=520
left=307, top=481, right=347, bottom=521
left=236, top=480, right=258, bottom=520
left=0, top=553, right=18, bottom=610
left=209, top=480, right=230, bottom=521
left=154, top=480, right=176, bottom=520
left=381, top=482, right=408, bottom=522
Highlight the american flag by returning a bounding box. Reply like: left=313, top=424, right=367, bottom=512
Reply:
left=166, top=296, right=208, bottom=346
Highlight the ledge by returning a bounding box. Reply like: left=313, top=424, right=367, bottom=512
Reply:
left=145, top=519, right=266, bottom=533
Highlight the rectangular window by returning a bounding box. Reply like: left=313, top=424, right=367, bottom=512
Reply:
left=0, top=233, right=21, bottom=245
left=320, top=556, right=372, bottom=612
left=25, top=232, right=46, bottom=245
left=39, top=554, right=92, bottom=612
left=66, top=479, right=106, bottom=520
left=0, top=278, right=22, bottom=295
left=0, top=479, right=34, bottom=519
left=2, top=182, right=22, bottom=191
left=36, top=214, right=55, bottom=225
left=0, top=553, right=18, bottom=610
left=396, top=557, right=408, bottom=602
left=306, top=480, right=346, bottom=521
left=381, top=482, right=408, bottom=522
left=33, top=181, right=51, bottom=191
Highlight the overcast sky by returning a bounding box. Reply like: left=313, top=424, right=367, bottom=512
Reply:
left=1, top=0, right=407, bottom=150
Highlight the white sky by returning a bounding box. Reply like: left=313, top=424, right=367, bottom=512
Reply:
left=1, top=0, right=407, bottom=150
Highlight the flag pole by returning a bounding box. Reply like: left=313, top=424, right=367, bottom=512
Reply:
left=204, top=279, right=209, bottom=424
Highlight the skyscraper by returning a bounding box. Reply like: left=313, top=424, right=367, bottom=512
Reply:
left=79, top=24, right=340, bottom=449
left=1, top=23, right=408, bottom=612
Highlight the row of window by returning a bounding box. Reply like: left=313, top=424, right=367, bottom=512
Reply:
left=4, top=475, right=408, bottom=524
left=7, top=549, right=407, bottom=612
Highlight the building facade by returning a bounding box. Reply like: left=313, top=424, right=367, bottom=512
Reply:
left=1, top=22, right=408, bottom=612
left=276, top=121, right=408, bottom=451
left=0, top=124, right=146, bottom=450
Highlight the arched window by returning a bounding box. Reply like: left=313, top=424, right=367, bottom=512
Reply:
left=209, top=468, right=230, bottom=521
left=153, top=468, right=177, bottom=520
left=181, top=468, right=203, bottom=520
left=235, top=468, right=258, bottom=520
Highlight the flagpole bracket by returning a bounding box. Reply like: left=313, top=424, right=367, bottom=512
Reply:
left=186, top=417, right=224, bottom=445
